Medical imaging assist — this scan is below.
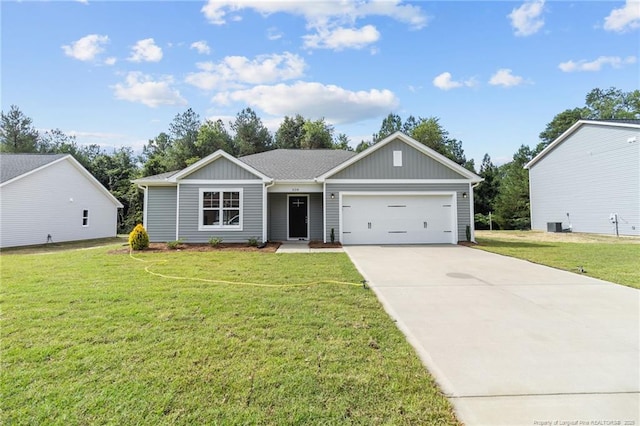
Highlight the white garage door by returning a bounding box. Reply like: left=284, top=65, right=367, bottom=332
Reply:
left=341, top=194, right=456, bottom=245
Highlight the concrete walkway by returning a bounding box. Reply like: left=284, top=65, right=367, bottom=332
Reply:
left=344, top=245, right=639, bottom=426
left=275, top=241, right=343, bottom=253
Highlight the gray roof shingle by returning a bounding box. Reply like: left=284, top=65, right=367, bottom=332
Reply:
left=0, top=153, right=67, bottom=184
left=240, top=149, right=357, bottom=180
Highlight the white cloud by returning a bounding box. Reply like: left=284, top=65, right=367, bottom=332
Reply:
left=559, top=55, right=637, bottom=72
left=604, top=0, right=640, bottom=32
left=201, top=0, right=428, bottom=29
left=75, top=0, right=89, bottom=4
left=267, top=27, right=283, bottom=40
left=62, top=34, right=109, bottom=61
left=104, top=57, right=117, bottom=66
left=508, top=0, right=545, bottom=36
left=212, top=81, right=399, bottom=124
left=489, top=69, right=526, bottom=87
left=185, top=52, right=306, bottom=90
left=432, top=72, right=477, bottom=90
left=190, top=40, right=211, bottom=55
left=128, top=38, right=163, bottom=62
left=303, top=25, right=380, bottom=50
left=201, top=0, right=426, bottom=51
left=112, top=72, right=187, bottom=108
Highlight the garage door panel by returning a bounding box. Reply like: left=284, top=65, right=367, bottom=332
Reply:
left=342, top=194, right=455, bottom=245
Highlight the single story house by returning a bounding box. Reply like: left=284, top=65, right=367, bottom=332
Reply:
left=525, top=119, right=639, bottom=236
left=0, top=153, right=123, bottom=248
left=133, top=132, right=483, bottom=245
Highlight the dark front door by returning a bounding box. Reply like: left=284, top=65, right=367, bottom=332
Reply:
left=288, top=196, right=308, bottom=239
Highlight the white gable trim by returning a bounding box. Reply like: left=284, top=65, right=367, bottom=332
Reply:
left=170, top=150, right=272, bottom=182
left=525, top=120, right=640, bottom=169
left=1, top=154, right=123, bottom=208
left=316, top=131, right=482, bottom=182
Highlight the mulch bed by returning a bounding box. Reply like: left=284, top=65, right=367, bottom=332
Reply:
left=457, top=241, right=478, bottom=247
left=110, top=242, right=281, bottom=254
left=308, top=241, right=343, bottom=249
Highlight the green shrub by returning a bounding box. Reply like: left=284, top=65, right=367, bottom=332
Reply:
left=166, top=239, right=184, bottom=250
left=209, top=237, right=223, bottom=248
left=466, top=225, right=471, bottom=242
left=330, top=228, right=335, bottom=243
left=248, top=237, right=259, bottom=247
left=129, top=224, right=149, bottom=250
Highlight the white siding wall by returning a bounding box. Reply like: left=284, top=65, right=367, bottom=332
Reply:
left=529, top=125, right=640, bottom=236
left=0, top=160, right=119, bottom=248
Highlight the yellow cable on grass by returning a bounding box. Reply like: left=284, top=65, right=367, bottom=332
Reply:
left=129, top=250, right=363, bottom=288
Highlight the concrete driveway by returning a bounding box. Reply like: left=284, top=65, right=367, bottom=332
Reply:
left=344, top=245, right=639, bottom=426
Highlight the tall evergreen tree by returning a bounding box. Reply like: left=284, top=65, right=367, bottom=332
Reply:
left=0, top=105, right=40, bottom=152
left=372, top=113, right=402, bottom=142
left=493, top=146, right=534, bottom=230
left=275, top=114, right=306, bottom=149
left=231, top=108, right=273, bottom=156
left=168, top=108, right=201, bottom=168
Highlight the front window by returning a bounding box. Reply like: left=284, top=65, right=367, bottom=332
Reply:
left=199, top=189, right=242, bottom=230
left=82, top=209, right=89, bottom=227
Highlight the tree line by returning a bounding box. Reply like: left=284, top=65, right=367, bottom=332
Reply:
left=1, top=87, right=637, bottom=234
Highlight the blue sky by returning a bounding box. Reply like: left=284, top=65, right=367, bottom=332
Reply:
left=2, top=1, right=639, bottom=166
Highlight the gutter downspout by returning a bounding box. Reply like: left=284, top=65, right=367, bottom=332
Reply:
left=470, top=182, right=480, bottom=243
left=137, top=184, right=148, bottom=228
left=263, top=180, right=275, bottom=243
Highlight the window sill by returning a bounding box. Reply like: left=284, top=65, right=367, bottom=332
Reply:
left=198, top=226, right=243, bottom=232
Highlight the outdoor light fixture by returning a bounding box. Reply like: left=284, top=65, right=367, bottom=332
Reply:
left=462, top=192, right=468, bottom=198
left=330, top=193, right=335, bottom=199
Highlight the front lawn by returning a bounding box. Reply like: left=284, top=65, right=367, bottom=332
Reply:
left=1, top=246, right=459, bottom=425
left=474, top=231, right=640, bottom=289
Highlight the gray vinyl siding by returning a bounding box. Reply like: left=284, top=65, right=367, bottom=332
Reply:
left=309, top=193, right=323, bottom=240
left=177, top=183, right=263, bottom=243
left=325, top=183, right=470, bottom=242
left=267, top=193, right=323, bottom=241
left=331, top=139, right=466, bottom=180
left=183, top=157, right=261, bottom=180
left=146, top=186, right=177, bottom=242
left=529, top=124, right=639, bottom=236
left=268, top=193, right=287, bottom=241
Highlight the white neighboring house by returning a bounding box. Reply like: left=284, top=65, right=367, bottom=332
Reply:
left=525, top=119, right=640, bottom=236
left=0, top=153, right=123, bottom=248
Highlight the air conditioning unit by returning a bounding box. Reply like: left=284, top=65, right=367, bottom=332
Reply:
left=547, top=222, right=562, bottom=233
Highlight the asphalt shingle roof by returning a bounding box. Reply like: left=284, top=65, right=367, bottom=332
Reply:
left=584, top=118, right=640, bottom=125
left=240, top=149, right=357, bottom=180
left=0, top=153, right=67, bottom=184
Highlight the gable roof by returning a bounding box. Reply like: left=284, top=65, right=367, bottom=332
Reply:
left=0, top=153, right=123, bottom=207
left=0, top=153, right=67, bottom=183
left=171, top=149, right=271, bottom=182
left=134, top=150, right=272, bottom=185
left=317, top=131, right=482, bottom=182
left=240, top=149, right=357, bottom=180
left=525, top=119, right=640, bottom=169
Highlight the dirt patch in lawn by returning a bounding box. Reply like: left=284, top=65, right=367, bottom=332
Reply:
left=110, top=242, right=281, bottom=254
left=475, top=230, right=640, bottom=244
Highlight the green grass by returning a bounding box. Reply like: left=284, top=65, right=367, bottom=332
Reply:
left=474, top=232, right=640, bottom=289
left=1, top=246, right=459, bottom=425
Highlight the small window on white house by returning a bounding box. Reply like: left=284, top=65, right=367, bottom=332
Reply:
left=199, top=189, right=242, bottom=230
left=393, top=150, right=403, bottom=167
left=82, top=210, right=89, bottom=227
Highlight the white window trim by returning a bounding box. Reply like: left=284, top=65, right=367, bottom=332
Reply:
left=82, top=209, right=89, bottom=227
left=198, top=188, right=243, bottom=231
left=393, top=150, right=403, bottom=167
